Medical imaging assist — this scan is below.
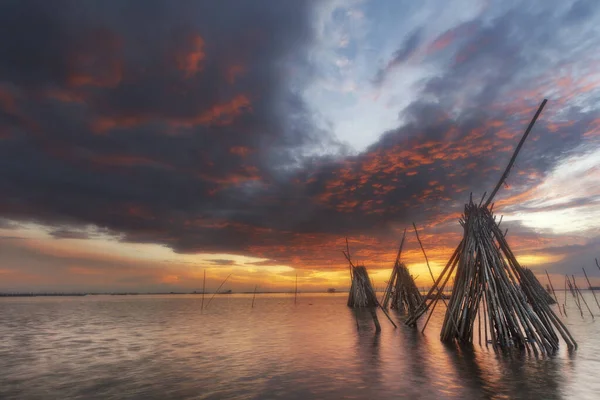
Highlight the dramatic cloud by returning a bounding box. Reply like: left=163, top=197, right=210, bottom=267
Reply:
left=1, top=0, right=600, bottom=290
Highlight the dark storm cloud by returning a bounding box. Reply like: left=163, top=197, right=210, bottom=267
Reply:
left=0, top=0, right=329, bottom=251
left=49, top=228, right=91, bottom=240
left=0, top=0, right=599, bottom=268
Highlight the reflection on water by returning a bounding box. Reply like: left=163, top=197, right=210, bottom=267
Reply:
left=0, top=293, right=599, bottom=399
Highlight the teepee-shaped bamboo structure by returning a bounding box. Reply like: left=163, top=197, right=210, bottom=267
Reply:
left=382, top=229, right=423, bottom=316
left=343, top=239, right=397, bottom=331
left=406, top=99, right=577, bottom=355
left=347, top=265, right=378, bottom=308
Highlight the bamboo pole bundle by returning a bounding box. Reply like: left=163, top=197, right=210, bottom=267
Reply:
left=406, top=200, right=577, bottom=354
left=381, top=229, right=424, bottom=317
left=391, top=263, right=423, bottom=316
left=521, top=268, right=556, bottom=305
left=347, top=264, right=378, bottom=308
left=343, top=243, right=397, bottom=331
left=406, top=98, right=577, bottom=353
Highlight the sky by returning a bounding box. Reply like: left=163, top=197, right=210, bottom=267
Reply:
left=1, top=0, right=599, bottom=293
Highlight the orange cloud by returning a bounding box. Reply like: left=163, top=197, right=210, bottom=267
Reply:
left=230, top=146, right=251, bottom=156
left=177, top=34, right=206, bottom=78
left=91, top=115, right=149, bottom=133
left=173, top=94, right=251, bottom=128
left=67, top=28, right=123, bottom=88
left=42, top=88, right=86, bottom=104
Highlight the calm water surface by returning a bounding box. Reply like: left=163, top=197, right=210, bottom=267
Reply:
left=1, top=293, right=599, bottom=399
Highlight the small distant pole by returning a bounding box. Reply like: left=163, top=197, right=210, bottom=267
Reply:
left=582, top=267, right=600, bottom=311
left=205, top=274, right=231, bottom=310
left=201, top=269, right=206, bottom=313
left=251, top=285, right=258, bottom=308
left=596, top=258, right=600, bottom=272
left=545, top=270, right=562, bottom=316
left=294, top=273, right=298, bottom=305
left=572, top=274, right=594, bottom=319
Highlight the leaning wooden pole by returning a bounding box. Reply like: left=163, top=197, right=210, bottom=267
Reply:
left=572, top=275, right=594, bottom=319
left=251, top=284, right=258, bottom=308
left=382, top=228, right=407, bottom=308
left=346, top=237, right=353, bottom=280
left=412, top=222, right=435, bottom=283
left=484, top=98, right=548, bottom=207
left=205, top=274, right=232, bottom=309
left=412, top=222, right=458, bottom=333
left=566, top=275, right=583, bottom=318
left=582, top=267, right=600, bottom=311
left=545, top=270, right=562, bottom=316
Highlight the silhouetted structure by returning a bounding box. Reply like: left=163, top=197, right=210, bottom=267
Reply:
left=406, top=99, right=577, bottom=355
left=382, top=229, right=422, bottom=316
left=343, top=239, right=397, bottom=332
left=347, top=265, right=378, bottom=308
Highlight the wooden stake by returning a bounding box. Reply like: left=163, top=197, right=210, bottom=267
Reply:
left=413, top=222, right=435, bottom=283
left=205, top=274, right=231, bottom=309
left=582, top=267, right=600, bottom=311
left=412, top=222, right=459, bottom=334
left=572, top=275, right=594, bottom=319
left=251, top=284, right=258, bottom=308
left=545, top=270, right=562, bottom=316
left=346, top=237, right=353, bottom=280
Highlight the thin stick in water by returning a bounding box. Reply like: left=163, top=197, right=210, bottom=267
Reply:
left=582, top=267, right=600, bottom=311
left=251, top=284, right=258, bottom=308
left=205, top=274, right=232, bottom=309
left=572, top=275, right=595, bottom=319
left=545, top=270, right=562, bottom=316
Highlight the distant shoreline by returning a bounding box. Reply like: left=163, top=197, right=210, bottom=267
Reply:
left=0, top=291, right=349, bottom=297
left=1, top=288, right=596, bottom=297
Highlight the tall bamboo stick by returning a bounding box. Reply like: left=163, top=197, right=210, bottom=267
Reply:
left=205, top=274, right=232, bottom=309
left=413, top=223, right=435, bottom=283
left=566, top=275, right=583, bottom=318
left=572, top=275, right=594, bottom=319
left=251, top=284, right=258, bottom=308
left=582, top=267, right=600, bottom=311
left=545, top=270, right=562, bottom=316
left=485, top=99, right=548, bottom=207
